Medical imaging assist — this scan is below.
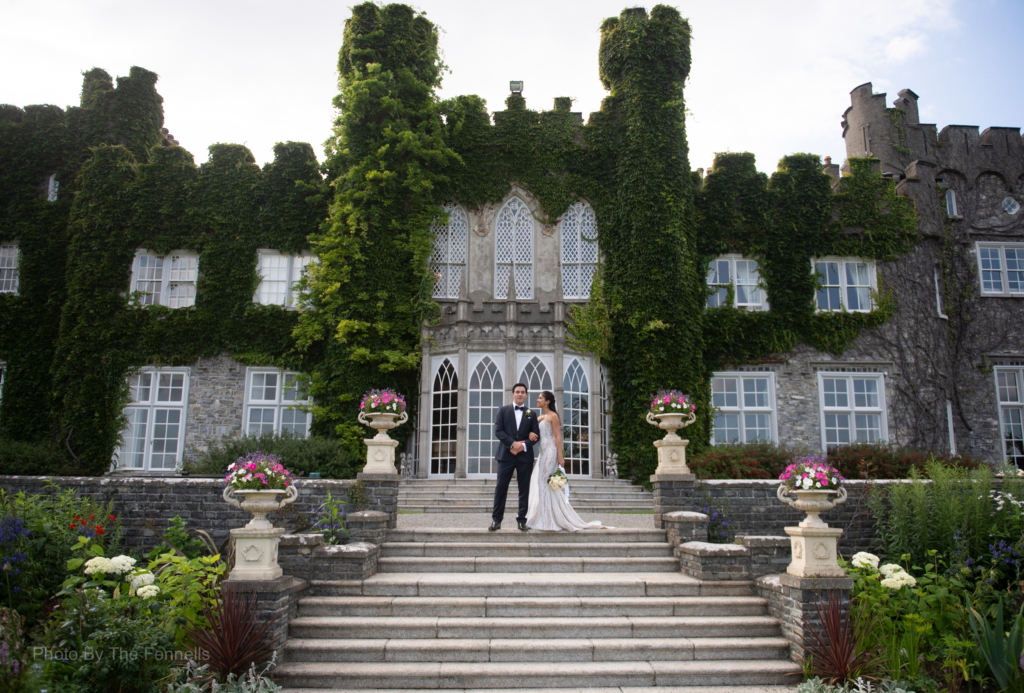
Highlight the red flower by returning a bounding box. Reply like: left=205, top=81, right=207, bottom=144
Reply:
left=89, top=515, right=95, bottom=520
left=74, top=515, right=80, bottom=520
left=69, top=522, right=76, bottom=529
left=96, top=527, right=106, bottom=536
left=109, top=515, right=116, bottom=521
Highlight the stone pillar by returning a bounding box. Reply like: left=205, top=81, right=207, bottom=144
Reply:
left=784, top=525, right=845, bottom=578
left=223, top=576, right=307, bottom=661
left=456, top=346, right=469, bottom=478
left=651, top=473, right=696, bottom=529
left=662, top=510, right=708, bottom=549
left=228, top=527, right=287, bottom=581
left=347, top=510, right=390, bottom=545
left=757, top=574, right=854, bottom=663
left=417, top=333, right=432, bottom=479
left=357, top=473, right=400, bottom=530
left=362, top=434, right=400, bottom=475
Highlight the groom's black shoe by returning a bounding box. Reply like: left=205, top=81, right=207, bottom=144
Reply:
left=488, top=521, right=501, bottom=531
left=518, top=521, right=528, bottom=531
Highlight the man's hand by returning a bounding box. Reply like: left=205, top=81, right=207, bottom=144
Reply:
left=528, top=432, right=538, bottom=442
left=510, top=441, right=524, bottom=455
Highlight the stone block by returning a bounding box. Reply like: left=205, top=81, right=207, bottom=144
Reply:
left=678, top=541, right=751, bottom=581
left=223, top=575, right=307, bottom=660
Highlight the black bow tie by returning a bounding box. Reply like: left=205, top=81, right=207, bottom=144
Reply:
left=515, top=406, right=524, bottom=411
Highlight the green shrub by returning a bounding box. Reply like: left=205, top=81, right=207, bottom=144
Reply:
left=184, top=433, right=360, bottom=479
left=0, top=486, right=122, bottom=632
left=826, top=443, right=977, bottom=480
left=0, top=438, right=90, bottom=476
left=689, top=441, right=792, bottom=479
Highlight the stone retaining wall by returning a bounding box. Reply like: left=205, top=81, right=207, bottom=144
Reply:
left=0, top=474, right=398, bottom=553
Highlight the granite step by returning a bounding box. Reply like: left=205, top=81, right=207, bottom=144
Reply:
left=378, top=556, right=681, bottom=573
left=381, top=542, right=672, bottom=558
left=271, top=659, right=802, bottom=689
left=283, top=636, right=791, bottom=663
left=385, top=529, right=666, bottom=544
left=297, top=595, right=769, bottom=618
left=286, top=615, right=781, bottom=640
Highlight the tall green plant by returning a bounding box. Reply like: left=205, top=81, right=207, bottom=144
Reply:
left=296, top=3, right=457, bottom=452
left=967, top=595, right=1024, bottom=693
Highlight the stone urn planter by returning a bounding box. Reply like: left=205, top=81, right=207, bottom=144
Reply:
left=776, top=478, right=848, bottom=578
left=222, top=485, right=298, bottom=530
left=646, top=406, right=696, bottom=475
left=358, top=400, right=408, bottom=475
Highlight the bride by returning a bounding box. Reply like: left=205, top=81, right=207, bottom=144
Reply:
left=526, top=390, right=611, bottom=531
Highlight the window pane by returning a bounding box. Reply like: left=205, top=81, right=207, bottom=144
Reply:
left=258, top=253, right=289, bottom=305
left=130, top=373, right=152, bottom=403
left=251, top=372, right=277, bottom=402
left=980, top=247, right=1004, bottom=293
left=136, top=255, right=163, bottom=305
left=1006, top=249, right=1023, bottom=293
left=1004, top=408, right=1024, bottom=466
left=816, top=262, right=842, bottom=310
left=157, top=373, right=184, bottom=402
left=169, top=255, right=197, bottom=282
left=743, top=378, right=769, bottom=408
left=853, top=378, right=879, bottom=408
left=855, top=414, right=882, bottom=443
left=150, top=409, right=181, bottom=469
left=998, top=372, right=1021, bottom=403
left=120, top=409, right=148, bottom=469
left=744, top=413, right=771, bottom=442
left=823, top=378, right=848, bottom=408
left=168, top=282, right=196, bottom=309
left=825, top=413, right=851, bottom=445
left=736, top=260, right=761, bottom=306
left=248, top=408, right=275, bottom=435
left=713, top=414, right=740, bottom=444
left=0, top=245, right=18, bottom=293
left=281, top=408, right=310, bottom=437
left=712, top=377, right=738, bottom=408
left=282, top=373, right=305, bottom=402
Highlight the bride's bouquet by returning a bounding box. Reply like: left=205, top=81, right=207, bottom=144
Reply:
left=547, top=468, right=568, bottom=491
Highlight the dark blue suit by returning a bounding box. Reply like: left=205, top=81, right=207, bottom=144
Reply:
left=491, top=403, right=541, bottom=524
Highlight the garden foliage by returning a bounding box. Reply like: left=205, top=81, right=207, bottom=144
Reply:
left=185, top=432, right=359, bottom=479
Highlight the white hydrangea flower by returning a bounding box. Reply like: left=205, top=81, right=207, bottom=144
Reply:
left=879, top=563, right=904, bottom=578
left=851, top=552, right=879, bottom=570
left=84, top=556, right=113, bottom=575
left=136, top=585, right=160, bottom=599
left=109, top=555, right=137, bottom=575
left=881, top=571, right=917, bottom=590
left=130, top=571, right=155, bottom=589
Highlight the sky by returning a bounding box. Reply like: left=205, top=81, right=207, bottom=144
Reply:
left=1, top=0, right=1020, bottom=174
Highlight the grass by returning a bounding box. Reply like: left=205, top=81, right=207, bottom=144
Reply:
left=397, top=510, right=424, bottom=514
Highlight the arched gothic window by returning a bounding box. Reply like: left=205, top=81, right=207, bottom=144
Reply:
left=560, top=201, right=598, bottom=299
left=468, top=357, right=504, bottom=475
left=518, top=356, right=552, bottom=394
left=563, top=359, right=590, bottom=476
left=430, top=359, right=458, bottom=475
left=495, top=198, right=534, bottom=299
left=430, top=204, right=469, bottom=299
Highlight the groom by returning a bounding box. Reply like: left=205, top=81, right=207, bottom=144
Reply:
left=489, top=383, right=540, bottom=531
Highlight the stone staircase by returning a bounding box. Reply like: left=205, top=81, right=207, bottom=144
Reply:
left=398, top=477, right=654, bottom=513
left=273, top=528, right=801, bottom=690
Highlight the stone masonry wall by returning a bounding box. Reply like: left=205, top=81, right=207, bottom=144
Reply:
left=184, top=354, right=247, bottom=461
left=0, top=475, right=398, bottom=553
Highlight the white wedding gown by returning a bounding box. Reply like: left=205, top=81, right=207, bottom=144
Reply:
left=526, top=419, right=611, bottom=531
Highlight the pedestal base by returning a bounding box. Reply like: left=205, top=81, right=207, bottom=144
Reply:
left=229, top=527, right=287, bottom=581
left=653, top=437, right=690, bottom=475
left=363, top=437, right=399, bottom=474
left=784, top=526, right=845, bottom=578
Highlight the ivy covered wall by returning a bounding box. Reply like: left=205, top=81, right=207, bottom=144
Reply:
left=0, top=4, right=922, bottom=480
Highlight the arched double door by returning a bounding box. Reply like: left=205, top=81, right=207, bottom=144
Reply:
left=427, top=353, right=600, bottom=478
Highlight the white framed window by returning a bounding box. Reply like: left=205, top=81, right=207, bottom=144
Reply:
left=976, top=243, right=1024, bottom=296
left=563, top=358, right=591, bottom=476
left=0, top=243, right=19, bottom=295
left=813, top=257, right=876, bottom=312
left=467, top=355, right=504, bottom=476
left=430, top=204, right=469, bottom=299
left=560, top=201, right=598, bottom=300
left=494, top=197, right=534, bottom=300
left=47, top=174, right=59, bottom=202
left=817, top=373, right=888, bottom=449
left=116, top=368, right=190, bottom=471
left=255, top=250, right=315, bottom=307
left=130, top=250, right=199, bottom=308
left=935, top=266, right=948, bottom=319
left=430, top=358, right=458, bottom=476
left=945, top=189, right=959, bottom=218
left=995, top=366, right=1024, bottom=467
left=518, top=355, right=553, bottom=393
left=707, top=255, right=767, bottom=310
left=244, top=368, right=311, bottom=437
left=711, top=372, right=777, bottom=444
